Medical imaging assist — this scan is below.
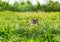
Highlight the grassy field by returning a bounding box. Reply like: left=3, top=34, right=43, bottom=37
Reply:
left=0, top=11, right=60, bottom=42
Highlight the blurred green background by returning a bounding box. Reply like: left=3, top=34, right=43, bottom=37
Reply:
left=0, top=0, right=60, bottom=42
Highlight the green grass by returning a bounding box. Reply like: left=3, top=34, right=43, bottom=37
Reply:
left=0, top=11, right=60, bottom=42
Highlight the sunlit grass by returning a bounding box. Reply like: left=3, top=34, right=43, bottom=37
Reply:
left=0, top=11, right=60, bottom=42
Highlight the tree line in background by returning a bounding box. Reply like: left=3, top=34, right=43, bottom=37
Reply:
left=0, top=0, right=60, bottom=12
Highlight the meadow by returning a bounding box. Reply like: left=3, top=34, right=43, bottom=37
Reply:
left=0, top=11, right=60, bottom=42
